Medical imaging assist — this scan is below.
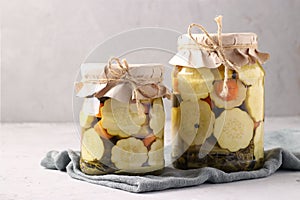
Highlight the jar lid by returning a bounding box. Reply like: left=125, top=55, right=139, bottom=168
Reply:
left=75, top=62, right=169, bottom=102
left=169, top=33, right=269, bottom=68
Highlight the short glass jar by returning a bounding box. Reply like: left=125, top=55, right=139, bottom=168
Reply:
left=76, top=61, right=167, bottom=175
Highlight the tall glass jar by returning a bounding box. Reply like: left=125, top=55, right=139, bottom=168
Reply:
left=169, top=33, right=269, bottom=172
left=76, top=61, right=168, bottom=175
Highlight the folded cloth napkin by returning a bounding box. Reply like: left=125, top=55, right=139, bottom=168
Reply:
left=41, top=129, right=300, bottom=193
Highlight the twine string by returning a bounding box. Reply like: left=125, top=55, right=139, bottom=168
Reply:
left=104, top=57, right=145, bottom=115
left=188, top=15, right=240, bottom=97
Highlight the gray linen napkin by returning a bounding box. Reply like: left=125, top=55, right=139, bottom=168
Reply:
left=41, top=129, right=300, bottom=193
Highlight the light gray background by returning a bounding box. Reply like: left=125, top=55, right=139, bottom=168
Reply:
left=1, top=0, right=300, bottom=122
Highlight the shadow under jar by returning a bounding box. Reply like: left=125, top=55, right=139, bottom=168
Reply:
left=76, top=61, right=168, bottom=175
left=169, top=32, right=269, bottom=172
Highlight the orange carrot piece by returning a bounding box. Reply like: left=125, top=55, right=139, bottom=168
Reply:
left=214, top=79, right=239, bottom=101
left=94, top=122, right=113, bottom=139
left=202, top=96, right=214, bottom=109
left=95, top=103, right=104, bottom=118
left=143, top=134, right=156, bottom=148
left=254, top=121, right=261, bottom=130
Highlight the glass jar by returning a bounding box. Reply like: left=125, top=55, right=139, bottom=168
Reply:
left=169, top=33, right=269, bottom=172
left=76, top=61, right=167, bottom=175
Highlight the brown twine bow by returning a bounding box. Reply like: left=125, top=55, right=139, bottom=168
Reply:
left=103, top=57, right=146, bottom=115
left=103, top=57, right=128, bottom=86
left=188, top=15, right=239, bottom=98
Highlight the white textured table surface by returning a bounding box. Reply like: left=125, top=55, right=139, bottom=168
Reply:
left=1, top=117, right=300, bottom=200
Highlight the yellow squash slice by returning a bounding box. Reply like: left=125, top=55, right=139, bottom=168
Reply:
left=193, top=100, right=215, bottom=145
left=129, top=103, right=147, bottom=125
left=178, top=100, right=200, bottom=145
left=81, top=128, right=104, bottom=161
left=237, top=63, right=265, bottom=86
left=154, top=129, right=163, bottom=139
left=100, top=114, right=119, bottom=130
left=100, top=118, right=129, bottom=138
left=111, top=99, right=145, bottom=134
left=101, top=99, right=146, bottom=135
left=177, top=67, right=214, bottom=101
left=245, top=81, right=264, bottom=122
left=134, top=125, right=152, bottom=139
left=79, top=111, right=95, bottom=128
left=106, top=128, right=129, bottom=138
left=111, top=137, right=148, bottom=170
left=214, top=108, right=254, bottom=152
left=254, top=122, right=264, bottom=160
left=148, top=139, right=164, bottom=167
left=171, top=107, right=181, bottom=137
left=149, top=98, right=165, bottom=136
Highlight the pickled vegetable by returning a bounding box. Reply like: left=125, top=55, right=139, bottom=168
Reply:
left=254, top=122, right=264, bottom=160
left=246, top=80, right=264, bottom=121
left=149, top=98, right=165, bottom=135
left=148, top=139, right=164, bottom=167
left=101, top=99, right=147, bottom=135
left=81, top=128, right=105, bottom=161
left=214, top=108, right=254, bottom=152
left=193, top=100, right=215, bottom=145
left=171, top=105, right=184, bottom=158
left=79, top=111, right=95, bottom=128
left=178, top=100, right=199, bottom=145
left=105, top=128, right=129, bottom=138
left=111, top=137, right=148, bottom=170
left=135, top=125, right=152, bottom=139
left=211, top=79, right=247, bottom=109
left=171, top=106, right=181, bottom=136
left=110, top=99, right=146, bottom=134
left=237, top=63, right=264, bottom=86
left=177, top=67, right=214, bottom=101
left=143, top=134, right=156, bottom=148
left=94, top=122, right=113, bottom=139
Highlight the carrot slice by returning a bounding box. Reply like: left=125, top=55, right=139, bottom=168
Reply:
left=254, top=121, right=261, bottom=130
left=95, top=103, right=104, bottom=118
left=142, top=134, right=156, bottom=148
left=94, top=122, right=113, bottom=139
left=214, top=79, right=239, bottom=101
left=201, top=96, right=214, bottom=109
